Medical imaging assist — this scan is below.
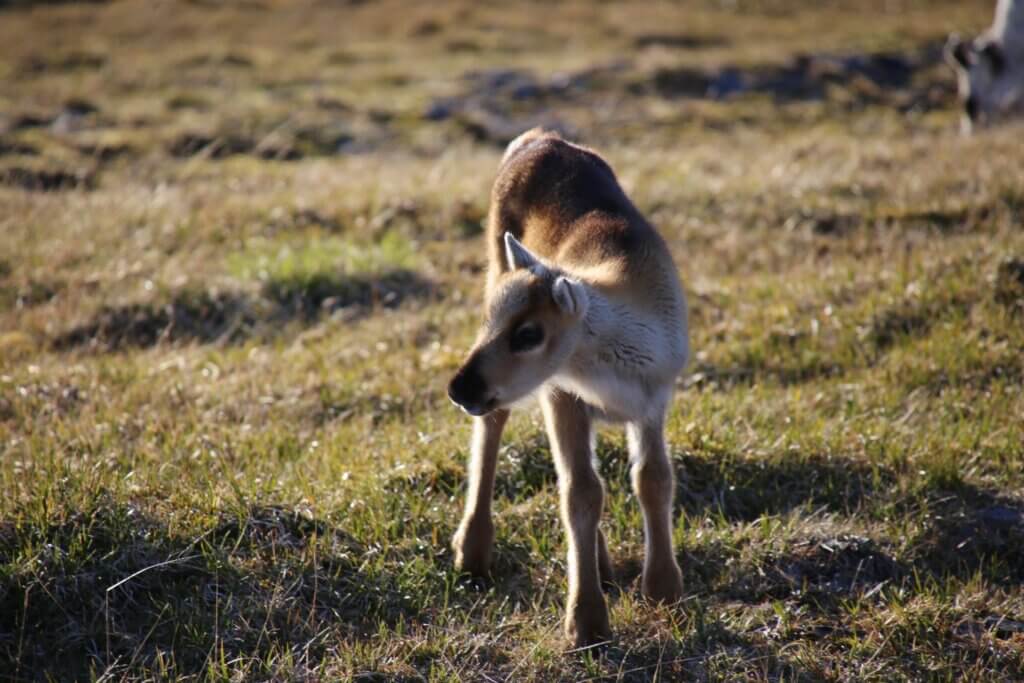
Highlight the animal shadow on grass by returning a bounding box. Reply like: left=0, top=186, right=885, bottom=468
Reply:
left=51, top=270, right=433, bottom=352
left=380, top=459, right=541, bottom=599
left=467, top=437, right=885, bottom=598
left=414, top=428, right=1021, bottom=631
left=674, top=451, right=890, bottom=523
left=586, top=449, right=896, bottom=597
left=664, top=449, right=1024, bottom=610
left=0, top=501, right=422, bottom=681
left=590, top=623, right=811, bottom=682
left=910, top=491, right=1024, bottom=584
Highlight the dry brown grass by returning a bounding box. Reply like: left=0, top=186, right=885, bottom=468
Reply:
left=1, top=1, right=1022, bottom=681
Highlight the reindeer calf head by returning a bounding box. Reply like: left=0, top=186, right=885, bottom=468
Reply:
left=946, top=34, right=1021, bottom=133
left=447, top=234, right=588, bottom=416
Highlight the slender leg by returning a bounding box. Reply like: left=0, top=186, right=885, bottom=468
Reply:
left=541, top=389, right=611, bottom=646
left=452, top=409, right=509, bottom=576
left=627, top=417, right=684, bottom=603
left=597, top=527, right=615, bottom=589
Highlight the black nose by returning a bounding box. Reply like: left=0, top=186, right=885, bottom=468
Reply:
left=448, top=365, right=487, bottom=409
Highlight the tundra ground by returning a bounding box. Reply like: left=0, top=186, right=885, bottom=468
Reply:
left=1, top=1, right=1022, bottom=681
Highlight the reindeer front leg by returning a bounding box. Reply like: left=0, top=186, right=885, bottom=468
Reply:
left=541, top=389, right=611, bottom=647
left=452, top=409, right=509, bottom=576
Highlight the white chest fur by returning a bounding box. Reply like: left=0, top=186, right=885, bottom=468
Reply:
left=551, top=294, right=687, bottom=423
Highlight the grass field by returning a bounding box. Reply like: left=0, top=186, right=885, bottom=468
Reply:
left=2, top=0, right=1023, bottom=680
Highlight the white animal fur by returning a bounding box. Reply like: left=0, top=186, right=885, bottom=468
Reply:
left=947, top=0, right=1024, bottom=132
left=499, top=233, right=687, bottom=422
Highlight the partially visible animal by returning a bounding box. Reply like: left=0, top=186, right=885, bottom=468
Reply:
left=446, top=128, right=689, bottom=646
left=946, top=0, right=1024, bottom=133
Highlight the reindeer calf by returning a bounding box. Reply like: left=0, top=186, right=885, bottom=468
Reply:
left=946, top=0, right=1024, bottom=132
left=447, top=129, right=688, bottom=646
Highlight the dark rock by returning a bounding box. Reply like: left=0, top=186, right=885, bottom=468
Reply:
left=651, top=46, right=931, bottom=105
left=465, top=68, right=538, bottom=96
left=707, top=68, right=746, bottom=99
left=423, top=99, right=457, bottom=121
left=846, top=53, right=913, bottom=88
left=510, top=82, right=542, bottom=101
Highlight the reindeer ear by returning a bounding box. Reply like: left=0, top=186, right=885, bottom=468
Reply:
left=552, top=276, right=588, bottom=318
left=945, top=33, right=971, bottom=70
left=504, top=233, right=541, bottom=271
left=980, top=41, right=1006, bottom=75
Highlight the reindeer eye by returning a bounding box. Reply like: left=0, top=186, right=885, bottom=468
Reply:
left=510, top=323, right=544, bottom=352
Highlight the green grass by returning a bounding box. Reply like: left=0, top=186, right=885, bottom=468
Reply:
left=1, top=0, right=1023, bottom=681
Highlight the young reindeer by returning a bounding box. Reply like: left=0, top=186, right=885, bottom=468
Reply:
left=447, top=128, right=688, bottom=646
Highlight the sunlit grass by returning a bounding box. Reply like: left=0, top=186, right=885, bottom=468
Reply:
left=1, top=0, right=1022, bottom=681
left=227, top=230, right=418, bottom=284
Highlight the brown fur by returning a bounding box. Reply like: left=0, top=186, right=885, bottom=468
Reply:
left=486, top=129, right=680, bottom=314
